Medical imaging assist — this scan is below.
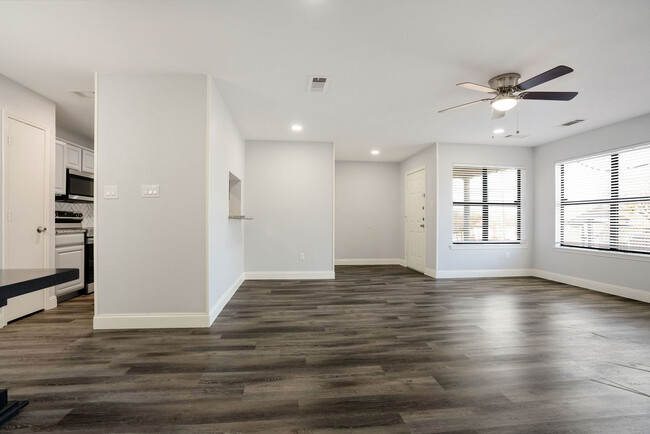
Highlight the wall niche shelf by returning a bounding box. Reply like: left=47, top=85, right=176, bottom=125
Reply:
left=228, top=172, right=251, bottom=220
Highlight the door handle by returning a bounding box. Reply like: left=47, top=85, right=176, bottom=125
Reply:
left=420, top=224, right=425, bottom=228
left=37, top=226, right=47, bottom=233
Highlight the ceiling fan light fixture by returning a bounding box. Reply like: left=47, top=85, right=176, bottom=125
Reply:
left=491, top=96, right=518, bottom=112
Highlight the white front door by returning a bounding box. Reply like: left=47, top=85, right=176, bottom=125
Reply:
left=4, top=115, right=48, bottom=321
left=406, top=168, right=426, bottom=272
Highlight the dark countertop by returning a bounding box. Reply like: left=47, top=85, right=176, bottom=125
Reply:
left=0, top=269, right=79, bottom=307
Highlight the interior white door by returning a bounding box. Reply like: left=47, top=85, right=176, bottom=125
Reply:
left=4, top=115, right=48, bottom=321
left=406, top=168, right=426, bottom=272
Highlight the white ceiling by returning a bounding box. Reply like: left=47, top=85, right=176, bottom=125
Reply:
left=0, top=0, right=649, bottom=161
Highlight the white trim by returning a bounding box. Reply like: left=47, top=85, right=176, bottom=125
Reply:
left=449, top=243, right=527, bottom=250
left=0, top=306, right=6, bottom=328
left=335, top=258, right=405, bottom=266
left=424, top=267, right=436, bottom=278
left=93, top=312, right=210, bottom=329
left=405, top=166, right=427, bottom=272
left=436, top=268, right=533, bottom=278
left=244, top=271, right=335, bottom=280
left=209, top=273, right=244, bottom=325
left=406, top=165, right=426, bottom=176
left=531, top=269, right=650, bottom=304
left=45, top=293, right=57, bottom=310
left=553, top=246, right=650, bottom=263
left=332, top=143, right=336, bottom=277
left=557, top=140, right=650, bottom=165
left=205, top=75, right=211, bottom=328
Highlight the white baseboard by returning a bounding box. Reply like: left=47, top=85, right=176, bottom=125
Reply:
left=531, top=269, right=650, bottom=304
left=335, top=258, right=405, bottom=266
left=244, top=271, right=335, bottom=280
left=435, top=268, right=533, bottom=279
left=93, top=312, right=210, bottom=329
left=209, top=273, right=244, bottom=325
left=424, top=267, right=436, bottom=278
left=45, top=294, right=57, bottom=310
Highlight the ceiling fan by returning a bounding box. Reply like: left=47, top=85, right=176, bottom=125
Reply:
left=439, top=65, right=578, bottom=118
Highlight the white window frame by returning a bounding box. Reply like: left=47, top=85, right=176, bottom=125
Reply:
left=555, top=141, right=650, bottom=257
left=452, top=164, right=524, bottom=245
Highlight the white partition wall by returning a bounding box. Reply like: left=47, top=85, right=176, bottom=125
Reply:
left=94, top=74, right=245, bottom=329
left=244, top=140, right=334, bottom=279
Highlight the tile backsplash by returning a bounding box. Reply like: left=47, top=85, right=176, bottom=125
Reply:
left=55, top=202, right=94, bottom=228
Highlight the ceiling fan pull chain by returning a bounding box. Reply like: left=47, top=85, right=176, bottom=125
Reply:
left=516, top=107, right=520, bottom=135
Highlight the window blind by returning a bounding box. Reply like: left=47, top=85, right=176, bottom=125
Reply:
left=556, top=143, right=650, bottom=254
left=453, top=166, right=522, bottom=243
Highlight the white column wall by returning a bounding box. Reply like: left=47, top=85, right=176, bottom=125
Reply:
left=244, top=140, right=334, bottom=279
left=95, top=74, right=209, bottom=328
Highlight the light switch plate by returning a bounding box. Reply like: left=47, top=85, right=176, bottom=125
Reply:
left=104, top=185, right=118, bottom=199
left=141, top=184, right=160, bottom=198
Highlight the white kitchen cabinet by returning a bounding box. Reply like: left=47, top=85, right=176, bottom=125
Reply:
left=55, top=233, right=85, bottom=296
left=82, top=148, right=94, bottom=174
left=55, top=140, right=66, bottom=195
left=65, top=143, right=82, bottom=171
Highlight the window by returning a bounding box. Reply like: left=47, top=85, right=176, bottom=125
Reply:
left=453, top=166, right=522, bottom=243
left=556, top=143, right=650, bottom=254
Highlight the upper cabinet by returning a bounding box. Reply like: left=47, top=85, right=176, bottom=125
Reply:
left=82, top=149, right=94, bottom=174
left=55, top=140, right=66, bottom=195
left=65, top=144, right=82, bottom=171
left=56, top=139, right=94, bottom=196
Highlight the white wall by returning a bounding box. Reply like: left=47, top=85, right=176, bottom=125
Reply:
left=0, top=74, right=57, bottom=266
left=400, top=144, right=437, bottom=275
left=56, top=125, right=93, bottom=149
left=244, top=140, right=334, bottom=279
left=335, top=161, right=402, bottom=264
left=95, top=74, right=209, bottom=327
left=0, top=73, right=57, bottom=324
left=436, top=142, right=534, bottom=277
left=533, top=113, right=650, bottom=301
left=207, top=77, right=245, bottom=321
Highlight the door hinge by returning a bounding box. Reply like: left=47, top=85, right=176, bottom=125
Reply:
left=6, top=136, right=10, bottom=145
left=422, top=193, right=425, bottom=198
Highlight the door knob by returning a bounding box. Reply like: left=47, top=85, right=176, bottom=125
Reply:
left=37, top=226, right=47, bottom=233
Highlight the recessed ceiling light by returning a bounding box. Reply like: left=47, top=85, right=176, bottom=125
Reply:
left=291, top=124, right=303, bottom=132
left=371, top=150, right=380, bottom=155
left=493, top=128, right=505, bottom=134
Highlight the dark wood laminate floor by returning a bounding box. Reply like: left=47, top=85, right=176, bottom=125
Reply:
left=1, top=265, right=650, bottom=433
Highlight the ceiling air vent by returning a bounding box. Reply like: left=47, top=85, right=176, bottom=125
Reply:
left=560, top=119, right=585, bottom=127
left=307, top=76, right=329, bottom=93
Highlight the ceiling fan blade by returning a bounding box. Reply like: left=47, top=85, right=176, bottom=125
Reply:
left=457, top=82, right=496, bottom=93
left=516, top=65, right=574, bottom=91
left=519, top=91, right=578, bottom=101
left=492, top=109, right=505, bottom=120
left=438, top=98, right=491, bottom=113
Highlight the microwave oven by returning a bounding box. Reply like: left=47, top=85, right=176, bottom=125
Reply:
left=65, top=169, right=94, bottom=202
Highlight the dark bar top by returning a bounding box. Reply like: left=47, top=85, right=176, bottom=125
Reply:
left=0, top=269, right=79, bottom=308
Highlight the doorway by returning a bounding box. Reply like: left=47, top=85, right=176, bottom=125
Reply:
left=405, top=167, right=426, bottom=272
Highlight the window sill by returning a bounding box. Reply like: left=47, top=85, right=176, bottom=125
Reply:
left=450, top=243, right=527, bottom=250
left=553, top=246, right=650, bottom=263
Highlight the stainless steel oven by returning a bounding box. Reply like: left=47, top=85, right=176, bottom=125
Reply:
left=66, top=169, right=94, bottom=202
